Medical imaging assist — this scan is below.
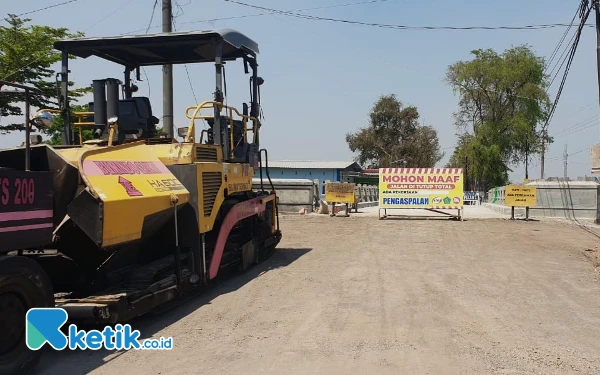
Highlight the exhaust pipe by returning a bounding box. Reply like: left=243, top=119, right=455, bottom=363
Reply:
left=106, top=78, right=121, bottom=143
left=106, top=78, right=120, bottom=121
left=92, top=79, right=107, bottom=138
left=91, top=78, right=120, bottom=139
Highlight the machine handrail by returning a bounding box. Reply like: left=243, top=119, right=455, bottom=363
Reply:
left=38, top=100, right=260, bottom=150
left=184, top=101, right=257, bottom=122
left=36, top=109, right=97, bottom=145
left=36, top=109, right=94, bottom=126
left=183, top=101, right=259, bottom=149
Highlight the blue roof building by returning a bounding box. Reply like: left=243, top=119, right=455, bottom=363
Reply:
left=260, top=160, right=362, bottom=195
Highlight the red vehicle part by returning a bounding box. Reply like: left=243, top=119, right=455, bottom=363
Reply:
left=0, top=169, right=54, bottom=253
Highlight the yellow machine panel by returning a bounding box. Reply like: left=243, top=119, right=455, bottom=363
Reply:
left=196, top=162, right=226, bottom=233
left=78, top=141, right=190, bottom=247
left=146, top=143, right=194, bottom=165
left=192, top=162, right=255, bottom=233
left=193, top=144, right=223, bottom=163
left=224, top=163, right=254, bottom=194
left=56, top=143, right=101, bottom=167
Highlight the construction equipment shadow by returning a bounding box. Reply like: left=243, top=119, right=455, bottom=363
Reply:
left=35, top=247, right=312, bottom=374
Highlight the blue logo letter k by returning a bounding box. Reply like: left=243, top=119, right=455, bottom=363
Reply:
left=26, top=308, right=68, bottom=350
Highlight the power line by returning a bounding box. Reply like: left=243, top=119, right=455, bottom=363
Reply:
left=222, top=0, right=598, bottom=31
left=542, top=0, right=592, bottom=133
left=3, top=0, right=392, bottom=84
left=171, top=1, right=198, bottom=106
left=11, top=0, right=593, bottom=34
left=551, top=103, right=598, bottom=123
left=1, top=0, right=136, bottom=81
left=545, top=8, right=578, bottom=72
left=546, top=143, right=599, bottom=161
left=84, top=0, right=136, bottom=33
left=569, top=144, right=598, bottom=156
left=546, top=156, right=589, bottom=165
left=124, top=0, right=397, bottom=34
left=4, top=0, right=596, bottom=113
left=547, top=31, right=577, bottom=88
left=554, top=120, right=598, bottom=138
left=139, top=0, right=160, bottom=97
left=552, top=113, right=600, bottom=137
left=539, top=1, right=591, bottom=178
left=146, top=0, right=159, bottom=33
left=16, top=0, right=84, bottom=16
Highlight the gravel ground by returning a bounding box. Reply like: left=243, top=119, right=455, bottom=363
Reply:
left=37, top=211, right=600, bottom=375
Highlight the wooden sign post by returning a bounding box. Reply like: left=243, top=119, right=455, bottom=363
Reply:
left=325, top=182, right=356, bottom=217
left=505, top=185, right=537, bottom=220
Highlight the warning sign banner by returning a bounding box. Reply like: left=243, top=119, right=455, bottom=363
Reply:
left=325, top=182, right=355, bottom=204
left=379, top=168, right=464, bottom=209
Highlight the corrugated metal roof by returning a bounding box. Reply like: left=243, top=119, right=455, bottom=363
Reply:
left=265, top=161, right=360, bottom=170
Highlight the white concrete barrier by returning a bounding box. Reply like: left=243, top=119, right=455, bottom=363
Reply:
left=252, top=178, right=380, bottom=214
left=252, top=178, right=315, bottom=213
left=485, top=180, right=600, bottom=221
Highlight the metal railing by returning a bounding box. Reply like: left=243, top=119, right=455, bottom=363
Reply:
left=35, top=108, right=101, bottom=146
left=184, top=101, right=259, bottom=160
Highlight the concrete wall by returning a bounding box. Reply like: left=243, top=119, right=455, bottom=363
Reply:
left=485, top=180, right=600, bottom=221
left=354, top=183, right=379, bottom=203
left=252, top=178, right=316, bottom=213
left=259, top=168, right=339, bottom=198
left=252, top=178, right=380, bottom=213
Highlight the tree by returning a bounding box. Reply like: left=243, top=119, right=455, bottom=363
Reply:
left=346, top=94, right=443, bottom=168
left=446, top=133, right=508, bottom=190
left=0, top=14, right=89, bottom=141
left=445, top=45, right=551, bottom=190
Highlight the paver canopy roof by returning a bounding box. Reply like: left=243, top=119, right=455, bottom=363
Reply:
left=53, top=29, right=259, bottom=66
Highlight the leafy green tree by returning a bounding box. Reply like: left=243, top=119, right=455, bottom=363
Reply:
left=346, top=94, right=443, bottom=168
left=447, top=133, right=508, bottom=189
left=445, top=45, right=551, bottom=190
left=0, top=14, right=89, bottom=141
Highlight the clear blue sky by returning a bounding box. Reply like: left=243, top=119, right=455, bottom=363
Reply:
left=2, top=0, right=599, bottom=181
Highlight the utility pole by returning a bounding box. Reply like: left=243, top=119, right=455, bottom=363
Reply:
left=162, top=0, right=174, bottom=138
left=464, top=155, right=469, bottom=191
left=564, top=144, right=568, bottom=179
left=594, top=0, right=600, bottom=108
left=540, top=129, right=546, bottom=179
left=525, top=138, right=529, bottom=180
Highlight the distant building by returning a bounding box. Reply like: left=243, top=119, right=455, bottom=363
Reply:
left=260, top=160, right=362, bottom=195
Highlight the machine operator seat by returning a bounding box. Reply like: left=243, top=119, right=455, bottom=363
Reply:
left=114, top=97, right=159, bottom=141
left=205, top=116, right=248, bottom=162
left=88, top=97, right=160, bottom=143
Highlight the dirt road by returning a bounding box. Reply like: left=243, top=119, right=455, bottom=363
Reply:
left=38, top=215, right=600, bottom=374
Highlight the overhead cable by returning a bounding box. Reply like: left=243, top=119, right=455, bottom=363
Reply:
left=16, top=0, right=84, bottom=16
left=222, top=0, right=598, bottom=31
left=542, top=0, right=592, bottom=132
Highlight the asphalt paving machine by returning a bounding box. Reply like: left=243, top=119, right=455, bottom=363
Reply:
left=0, top=29, right=281, bottom=374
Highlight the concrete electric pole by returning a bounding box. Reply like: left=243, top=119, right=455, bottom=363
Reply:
left=162, top=0, right=174, bottom=138
left=594, top=0, right=600, bottom=108
left=564, top=144, right=568, bottom=179
left=588, top=0, right=600, bottom=172
left=540, top=129, right=546, bottom=179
